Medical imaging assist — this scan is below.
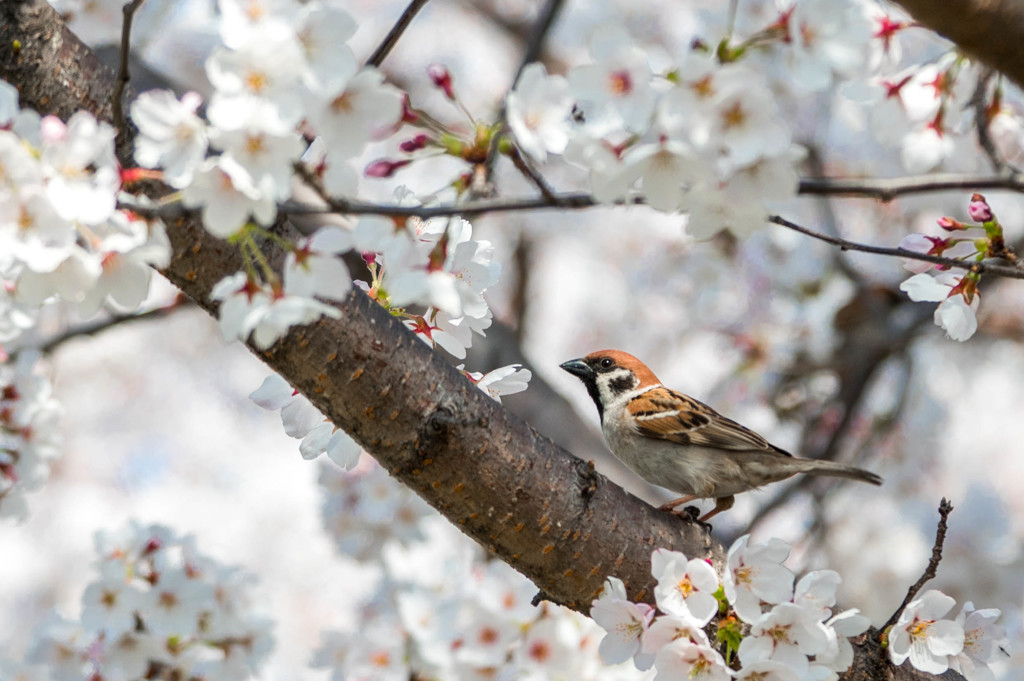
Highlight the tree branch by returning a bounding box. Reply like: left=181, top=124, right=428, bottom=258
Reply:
left=768, top=215, right=1024, bottom=280
left=365, top=0, right=431, bottom=68
left=798, top=173, right=1024, bottom=201
left=894, top=0, right=1024, bottom=92
left=112, top=0, right=145, bottom=139
left=883, top=499, right=955, bottom=631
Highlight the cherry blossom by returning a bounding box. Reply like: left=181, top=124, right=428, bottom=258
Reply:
left=40, top=112, right=120, bottom=226
left=249, top=373, right=362, bottom=469
left=653, top=638, right=731, bottom=681
left=507, top=63, right=572, bottom=162
left=900, top=271, right=980, bottom=341
left=951, top=602, right=1007, bottom=680
left=307, top=68, right=404, bottom=158
left=888, top=589, right=966, bottom=674
left=738, top=602, right=829, bottom=673
left=782, top=0, right=873, bottom=91
left=814, top=609, right=871, bottom=673
left=210, top=270, right=341, bottom=349
left=283, top=226, right=353, bottom=301
left=467, top=364, right=532, bottom=402
left=131, top=90, right=209, bottom=188
left=723, top=535, right=795, bottom=623
left=182, top=156, right=277, bottom=238
left=568, top=25, right=656, bottom=134
left=590, top=576, right=656, bottom=666
left=642, top=613, right=711, bottom=653
left=651, top=548, right=720, bottom=625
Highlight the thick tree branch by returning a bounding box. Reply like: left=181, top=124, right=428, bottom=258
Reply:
left=0, top=4, right=967, bottom=679
left=894, top=0, right=1024, bottom=92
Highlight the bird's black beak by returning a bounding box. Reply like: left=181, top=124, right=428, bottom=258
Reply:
left=559, top=358, right=593, bottom=380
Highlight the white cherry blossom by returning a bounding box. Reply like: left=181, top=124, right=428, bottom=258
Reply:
left=468, top=364, right=532, bottom=402
left=307, top=68, right=404, bottom=159
left=590, top=576, right=655, bottom=666
left=507, top=62, right=572, bottom=162
left=651, top=548, right=720, bottom=625
left=738, top=602, right=829, bottom=673
left=723, top=535, right=795, bottom=623
left=182, top=156, right=276, bottom=237
left=568, top=25, right=656, bottom=134
left=131, top=90, right=209, bottom=188
left=653, top=638, right=731, bottom=681
left=888, top=589, right=965, bottom=674
left=951, top=602, right=1006, bottom=681
left=40, top=112, right=119, bottom=226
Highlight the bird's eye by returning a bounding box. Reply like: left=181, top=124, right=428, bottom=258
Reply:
left=599, top=358, right=613, bottom=368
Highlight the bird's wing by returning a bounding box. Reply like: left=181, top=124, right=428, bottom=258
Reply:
left=627, top=386, right=791, bottom=456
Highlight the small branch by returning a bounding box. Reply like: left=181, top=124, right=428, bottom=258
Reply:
left=112, top=0, right=146, bottom=138
left=512, top=0, right=566, bottom=86
left=769, top=215, right=1024, bottom=280
left=883, top=498, right=955, bottom=631
left=968, top=68, right=1011, bottom=175
left=365, top=0, right=431, bottom=68
left=125, top=182, right=1024, bottom=280
left=486, top=0, right=567, bottom=187
left=24, top=299, right=187, bottom=357
left=797, top=173, right=1024, bottom=201
left=508, top=146, right=558, bottom=201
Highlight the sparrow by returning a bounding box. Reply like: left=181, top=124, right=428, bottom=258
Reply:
left=560, top=350, right=882, bottom=522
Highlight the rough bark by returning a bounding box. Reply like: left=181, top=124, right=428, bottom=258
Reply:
left=894, top=0, right=1024, bottom=91
left=0, top=2, right=971, bottom=679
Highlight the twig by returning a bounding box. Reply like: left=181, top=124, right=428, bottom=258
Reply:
left=967, top=68, right=1013, bottom=175
left=798, top=172, right=1024, bottom=201
left=22, top=300, right=187, bottom=357
left=882, top=498, right=955, bottom=631
left=769, top=215, right=1024, bottom=280
left=485, top=0, right=567, bottom=187
left=112, top=0, right=146, bottom=138
left=508, top=146, right=557, bottom=201
left=513, top=0, right=566, bottom=86
left=121, top=173, right=1024, bottom=278
left=802, top=145, right=866, bottom=285
left=365, top=0, right=431, bottom=68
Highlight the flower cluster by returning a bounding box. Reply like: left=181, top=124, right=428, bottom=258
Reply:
left=131, top=1, right=403, bottom=230
left=20, top=522, right=273, bottom=681
left=591, top=535, right=872, bottom=679
left=888, top=589, right=1007, bottom=678
left=249, top=372, right=362, bottom=469
left=502, top=0, right=880, bottom=238
left=126, top=0, right=404, bottom=350
left=317, top=456, right=433, bottom=561
left=311, top=516, right=631, bottom=681
left=0, top=81, right=169, bottom=346
left=898, top=193, right=1008, bottom=341
left=0, top=353, right=61, bottom=519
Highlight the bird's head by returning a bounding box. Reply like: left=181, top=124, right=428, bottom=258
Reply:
left=560, top=350, right=661, bottom=420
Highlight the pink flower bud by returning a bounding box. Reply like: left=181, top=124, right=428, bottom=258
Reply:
left=399, top=134, right=431, bottom=153
left=936, top=216, right=966, bottom=231
left=967, top=193, right=993, bottom=222
left=365, top=159, right=411, bottom=178
left=427, top=63, right=455, bottom=99
left=401, top=95, right=420, bottom=124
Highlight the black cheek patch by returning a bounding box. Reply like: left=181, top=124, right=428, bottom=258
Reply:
left=608, top=375, right=636, bottom=394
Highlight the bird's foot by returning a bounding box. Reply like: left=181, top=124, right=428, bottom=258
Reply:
left=670, top=505, right=712, bottom=531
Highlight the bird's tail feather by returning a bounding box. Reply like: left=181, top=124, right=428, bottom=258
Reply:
left=796, top=459, right=883, bottom=486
